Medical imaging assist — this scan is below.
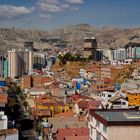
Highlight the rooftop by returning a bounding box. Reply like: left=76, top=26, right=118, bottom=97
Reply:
left=77, top=100, right=101, bottom=110
left=0, top=94, right=7, bottom=104
left=97, top=111, right=140, bottom=121
left=54, top=111, right=75, bottom=118
left=90, top=109, right=140, bottom=126
left=48, top=116, right=87, bottom=133
left=56, top=127, right=89, bottom=140
left=64, top=136, right=89, bottom=140
left=84, top=37, right=96, bottom=40
left=0, top=129, right=18, bottom=136
left=126, top=89, right=140, bottom=94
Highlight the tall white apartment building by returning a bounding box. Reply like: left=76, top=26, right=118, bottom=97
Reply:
left=8, top=49, right=33, bottom=78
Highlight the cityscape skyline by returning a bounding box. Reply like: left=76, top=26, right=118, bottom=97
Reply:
left=0, top=0, right=140, bottom=30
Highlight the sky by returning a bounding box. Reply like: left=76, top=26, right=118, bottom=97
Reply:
left=0, top=0, right=140, bottom=30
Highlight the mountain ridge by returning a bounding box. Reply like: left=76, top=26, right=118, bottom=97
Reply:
left=0, top=24, right=140, bottom=53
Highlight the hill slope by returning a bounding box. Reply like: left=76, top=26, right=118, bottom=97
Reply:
left=0, top=24, right=140, bottom=53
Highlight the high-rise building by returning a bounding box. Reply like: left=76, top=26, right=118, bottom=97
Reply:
left=24, top=41, right=34, bottom=51
left=117, top=48, right=126, bottom=60
left=8, top=49, right=33, bottom=78
left=83, top=37, right=97, bottom=59
left=0, top=55, right=4, bottom=77
left=8, top=49, right=19, bottom=78
left=24, top=41, right=34, bottom=71
left=46, top=58, right=53, bottom=71
left=96, top=49, right=103, bottom=61
left=23, top=49, right=33, bottom=74
left=4, top=58, right=8, bottom=78
left=33, top=52, right=46, bottom=70
left=29, top=50, right=33, bottom=71
left=103, top=49, right=114, bottom=61
left=124, top=42, right=140, bottom=60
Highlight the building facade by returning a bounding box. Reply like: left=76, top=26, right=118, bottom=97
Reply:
left=0, top=55, right=4, bottom=77
left=8, top=49, right=33, bottom=78
left=125, top=42, right=140, bottom=60
left=117, top=48, right=126, bottom=60
left=4, top=58, right=8, bottom=78
left=33, top=52, right=46, bottom=70
left=101, top=68, right=111, bottom=79
left=0, top=111, right=7, bottom=129
left=83, top=37, right=97, bottom=59
left=89, top=109, right=140, bottom=140
left=24, top=41, right=34, bottom=51
left=103, top=49, right=113, bottom=61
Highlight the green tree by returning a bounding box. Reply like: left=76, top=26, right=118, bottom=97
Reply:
left=63, top=52, right=72, bottom=61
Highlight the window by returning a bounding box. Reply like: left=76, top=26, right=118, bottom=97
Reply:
left=0, top=56, right=2, bottom=61
left=90, top=126, right=94, bottom=135
left=103, top=125, right=107, bottom=133
left=96, top=120, right=100, bottom=127
left=108, top=95, right=111, bottom=97
left=122, top=102, right=126, bottom=105
left=114, top=101, right=121, bottom=105
left=90, top=116, right=93, bottom=122
left=96, top=132, right=101, bottom=140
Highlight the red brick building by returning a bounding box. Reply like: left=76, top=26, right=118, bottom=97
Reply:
left=20, top=75, right=54, bottom=89
left=92, top=78, right=115, bottom=92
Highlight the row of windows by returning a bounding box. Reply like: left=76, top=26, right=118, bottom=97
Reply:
left=103, top=125, right=107, bottom=133
left=97, top=120, right=107, bottom=134
left=90, top=116, right=107, bottom=134
left=114, top=101, right=126, bottom=105
left=96, top=86, right=113, bottom=89
left=90, top=127, right=107, bottom=140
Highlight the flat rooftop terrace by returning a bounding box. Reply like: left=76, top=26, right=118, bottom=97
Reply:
left=90, top=109, right=140, bottom=126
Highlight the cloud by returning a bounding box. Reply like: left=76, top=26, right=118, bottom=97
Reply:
left=0, top=5, right=34, bottom=19
left=38, top=0, right=59, bottom=4
left=38, top=2, right=63, bottom=12
left=69, top=7, right=79, bottom=11
left=61, top=4, right=70, bottom=9
left=63, top=0, right=84, bottom=4
left=39, top=14, right=53, bottom=19
left=37, top=0, right=82, bottom=13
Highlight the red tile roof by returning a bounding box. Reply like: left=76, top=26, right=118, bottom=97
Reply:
left=55, top=111, right=75, bottom=118
left=0, top=94, right=7, bottom=104
left=34, top=95, right=67, bottom=106
left=77, top=100, right=101, bottom=110
left=56, top=127, right=89, bottom=140
left=86, top=100, right=101, bottom=110
left=71, top=94, right=92, bottom=102
left=64, top=135, right=89, bottom=140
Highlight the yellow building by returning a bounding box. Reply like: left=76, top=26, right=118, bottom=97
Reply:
left=34, top=95, right=70, bottom=117
left=127, top=90, right=140, bottom=106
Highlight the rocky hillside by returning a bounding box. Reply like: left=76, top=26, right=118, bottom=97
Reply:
left=0, top=24, right=140, bottom=53
left=50, top=24, right=140, bottom=49
left=0, top=27, right=50, bottom=52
